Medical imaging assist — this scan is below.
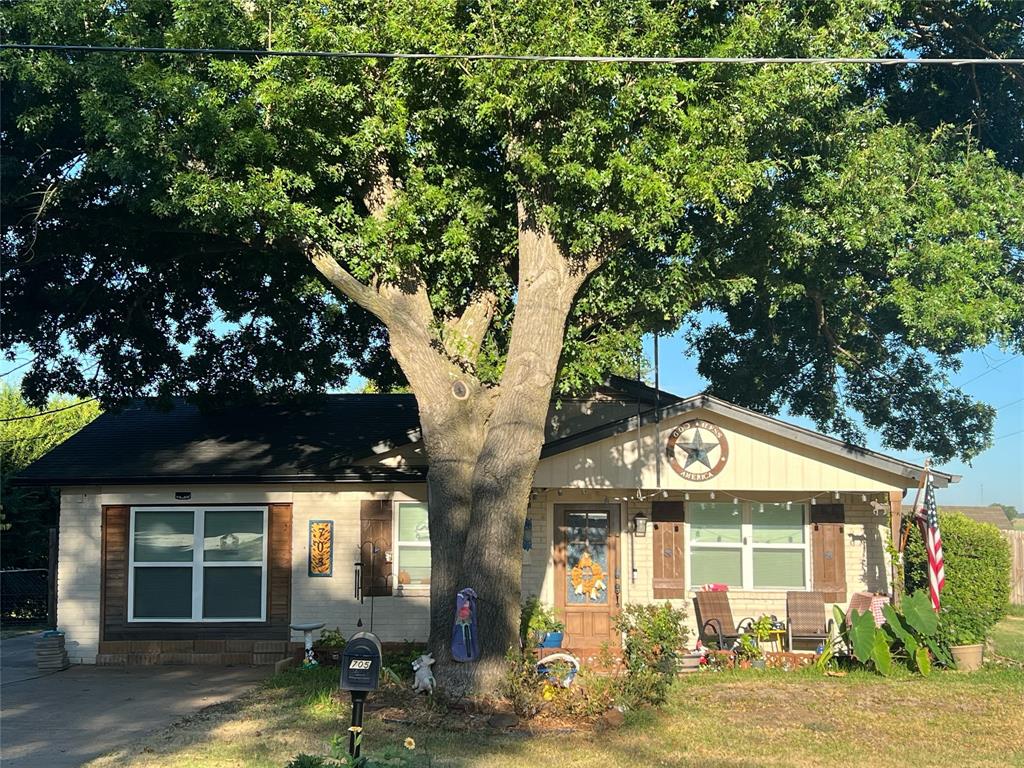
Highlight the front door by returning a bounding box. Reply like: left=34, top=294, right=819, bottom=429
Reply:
left=554, top=505, right=619, bottom=648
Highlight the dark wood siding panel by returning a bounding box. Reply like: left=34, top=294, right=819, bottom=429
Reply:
left=102, top=502, right=291, bottom=642
left=101, top=506, right=130, bottom=635
left=360, top=500, right=393, bottom=596
left=651, top=501, right=685, bottom=599
left=268, top=503, right=292, bottom=626
left=811, top=505, right=846, bottom=602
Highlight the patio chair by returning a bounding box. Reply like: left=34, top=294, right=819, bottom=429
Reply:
left=786, top=591, right=834, bottom=650
left=694, top=591, right=754, bottom=649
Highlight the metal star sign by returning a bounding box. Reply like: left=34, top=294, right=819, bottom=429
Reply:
left=665, top=419, right=730, bottom=481
left=679, top=429, right=718, bottom=470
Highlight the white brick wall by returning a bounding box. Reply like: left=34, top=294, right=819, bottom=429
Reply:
left=56, top=489, right=103, bottom=663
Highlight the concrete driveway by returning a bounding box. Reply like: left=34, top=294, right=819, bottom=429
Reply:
left=1, top=632, right=268, bottom=768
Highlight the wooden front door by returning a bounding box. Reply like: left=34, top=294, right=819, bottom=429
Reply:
left=554, top=506, right=619, bottom=648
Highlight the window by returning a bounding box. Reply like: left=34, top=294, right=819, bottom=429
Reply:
left=687, top=502, right=807, bottom=590
left=395, top=502, right=430, bottom=589
left=129, top=507, right=268, bottom=622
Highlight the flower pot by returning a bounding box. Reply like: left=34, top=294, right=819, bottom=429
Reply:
left=538, top=631, right=564, bottom=648
left=679, top=654, right=702, bottom=674
left=751, top=659, right=766, bottom=670
left=951, top=643, right=984, bottom=672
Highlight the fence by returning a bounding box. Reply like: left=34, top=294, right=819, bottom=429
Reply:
left=1006, top=530, right=1024, bottom=607
left=0, top=568, right=49, bottom=624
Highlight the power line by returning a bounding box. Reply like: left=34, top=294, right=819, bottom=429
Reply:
left=0, top=358, right=35, bottom=377
left=956, top=354, right=1022, bottom=388
left=995, top=428, right=1023, bottom=442
left=0, top=424, right=84, bottom=444
left=2, top=43, right=1024, bottom=67
left=996, top=396, right=1024, bottom=411
left=0, top=397, right=97, bottom=423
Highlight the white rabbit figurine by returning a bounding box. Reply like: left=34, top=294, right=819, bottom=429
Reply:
left=411, top=652, right=435, bottom=694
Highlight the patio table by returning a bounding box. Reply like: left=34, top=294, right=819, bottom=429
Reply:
left=848, top=592, right=888, bottom=627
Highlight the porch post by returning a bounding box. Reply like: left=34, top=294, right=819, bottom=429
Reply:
left=888, top=490, right=903, bottom=606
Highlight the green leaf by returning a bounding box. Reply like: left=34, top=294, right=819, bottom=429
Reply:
left=924, top=636, right=954, bottom=668
left=848, top=609, right=877, bottom=664
left=881, top=604, right=919, bottom=660
left=872, top=630, right=893, bottom=677
left=915, top=646, right=932, bottom=677
left=901, top=591, right=939, bottom=637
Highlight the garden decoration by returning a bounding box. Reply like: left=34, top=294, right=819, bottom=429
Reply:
left=411, top=652, right=436, bottom=694
left=451, top=587, right=479, bottom=662
left=570, top=551, right=607, bottom=601
left=291, top=621, right=326, bottom=668
left=536, top=651, right=580, bottom=688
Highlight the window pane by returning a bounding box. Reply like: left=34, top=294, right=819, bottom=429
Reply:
left=752, top=503, right=805, bottom=544
left=203, top=567, right=263, bottom=618
left=133, top=567, right=192, bottom=618
left=397, top=547, right=431, bottom=586
left=689, top=503, right=741, bottom=544
left=398, top=503, right=430, bottom=543
left=204, top=510, right=264, bottom=562
left=690, top=547, right=742, bottom=587
left=753, top=549, right=806, bottom=588
left=133, top=511, right=194, bottom=562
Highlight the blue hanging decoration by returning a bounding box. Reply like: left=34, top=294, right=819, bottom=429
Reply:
left=450, top=587, right=479, bottom=662
left=522, top=518, right=533, bottom=551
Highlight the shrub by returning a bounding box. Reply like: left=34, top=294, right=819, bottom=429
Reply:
left=905, top=511, right=1011, bottom=645
left=500, top=648, right=545, bottom=718
left=613, top=602, right=689, bottom=704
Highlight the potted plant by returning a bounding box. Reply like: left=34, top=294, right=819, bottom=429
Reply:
left=944, top=620, right=986, bottom=672
left=735, top=633, right=764, bottom=669
left=313, top=627, right=346, bottom=665
left=521, top=596, right=565, bottom=648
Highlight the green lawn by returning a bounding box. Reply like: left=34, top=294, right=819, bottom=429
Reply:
left=992, top=605, right=1024, bottom=661
left=88, top=658, right=1024, bottom=768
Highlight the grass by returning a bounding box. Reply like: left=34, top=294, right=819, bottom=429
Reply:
left=86, top=658, right=1024, bottom=768
left=992, top=605, right=1024, bottom=661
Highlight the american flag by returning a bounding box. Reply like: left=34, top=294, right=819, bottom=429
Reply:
left=914, top=473, right=945, bottom=611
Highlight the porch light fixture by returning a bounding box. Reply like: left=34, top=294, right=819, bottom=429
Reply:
left=834, top=491, right=840, bottom=499
left=709, top=491, right=716, bottom=500
left=786, top=501, right=792, bottom=510
left=861, top=494, right=867, bottom=502
left=811, top=497, right=817, bottom=506
left=684, top=492, right=690, bottom=501
left=630, top=512, right=648, bottom=537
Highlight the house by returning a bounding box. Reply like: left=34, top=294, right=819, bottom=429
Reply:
left=14, top=377, right=958, bottom=665
left=902, top=504, right=1013, bottom=531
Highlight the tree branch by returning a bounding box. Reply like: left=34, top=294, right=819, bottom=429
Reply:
left=443, top=291, right=498, bottom=366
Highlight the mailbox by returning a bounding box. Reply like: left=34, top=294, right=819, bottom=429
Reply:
left=340, top=631, right=382, bottom=692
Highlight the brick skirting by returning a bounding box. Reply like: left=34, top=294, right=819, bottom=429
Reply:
left=96, top=639, right=289, bottom=666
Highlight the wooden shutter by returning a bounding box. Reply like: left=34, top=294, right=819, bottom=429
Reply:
left=267, top=503, right=293, bottom=626
left=360, top=500, right=393, bottom=596
left=651, top=501, right=685, bottom=599
left=101, top=505, right=130, bottom=637
left=811, top=504, right=846, bottom=602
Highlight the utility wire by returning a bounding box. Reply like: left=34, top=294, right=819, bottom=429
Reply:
left=2, top=43, right=1024, bottom=66
left=0, top=358, right=35, bottom=377
left=956, top=354, right=1022, bottom=388
left=0, top=397, right=97, bottom=422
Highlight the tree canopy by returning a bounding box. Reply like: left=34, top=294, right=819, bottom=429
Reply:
left=2, top=0, right=1022, bottom=463
left=0, top=384, right=100, bottom=568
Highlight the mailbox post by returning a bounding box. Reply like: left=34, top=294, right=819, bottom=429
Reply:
left=339, top=631, right=382, bottom=758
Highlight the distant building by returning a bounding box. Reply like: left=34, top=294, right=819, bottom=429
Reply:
left=903, top=504, right=1013, bottom=531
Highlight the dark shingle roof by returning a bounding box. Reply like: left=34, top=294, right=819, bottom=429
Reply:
left=14, top=395, right=425, bottom=485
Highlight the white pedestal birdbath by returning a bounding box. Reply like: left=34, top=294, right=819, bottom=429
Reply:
left=291, top=621, right=326, bottom=667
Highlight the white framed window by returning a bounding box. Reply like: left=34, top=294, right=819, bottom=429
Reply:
left=687, top=502, right=808, bottom=590
left=394, top=501, right=430, bottom=590
left=128, top=506, right=268, bottom=622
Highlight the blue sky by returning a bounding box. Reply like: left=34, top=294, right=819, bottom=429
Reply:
left=642, top=332, right=1024, bottom=511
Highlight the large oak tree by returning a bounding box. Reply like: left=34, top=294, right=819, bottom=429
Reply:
left=3, top=0, right=1022, bottom=691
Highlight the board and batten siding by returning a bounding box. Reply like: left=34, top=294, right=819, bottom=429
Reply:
left=533, top=409, right=909, bottom=492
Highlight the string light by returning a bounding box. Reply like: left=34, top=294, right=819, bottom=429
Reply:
left=786, top=501, right=792, bottom=510
left=811, top=497, right=817, bottom=506
left=684, top=492, right=690, bottom=501
left=709, top=491, right=716, bottom=500
left=733, top=497, right=739, bottom=506
left=833, top=491, right=840, bottom=500
left=861, top=494, right=867, bottom=502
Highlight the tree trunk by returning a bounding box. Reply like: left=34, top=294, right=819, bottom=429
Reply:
left=310, top=200, right=596, bottom=698
left=422, top=207, right=590, bottom=695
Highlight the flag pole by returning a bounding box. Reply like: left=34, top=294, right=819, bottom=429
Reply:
left=900, top=458, right=930, bottom=553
